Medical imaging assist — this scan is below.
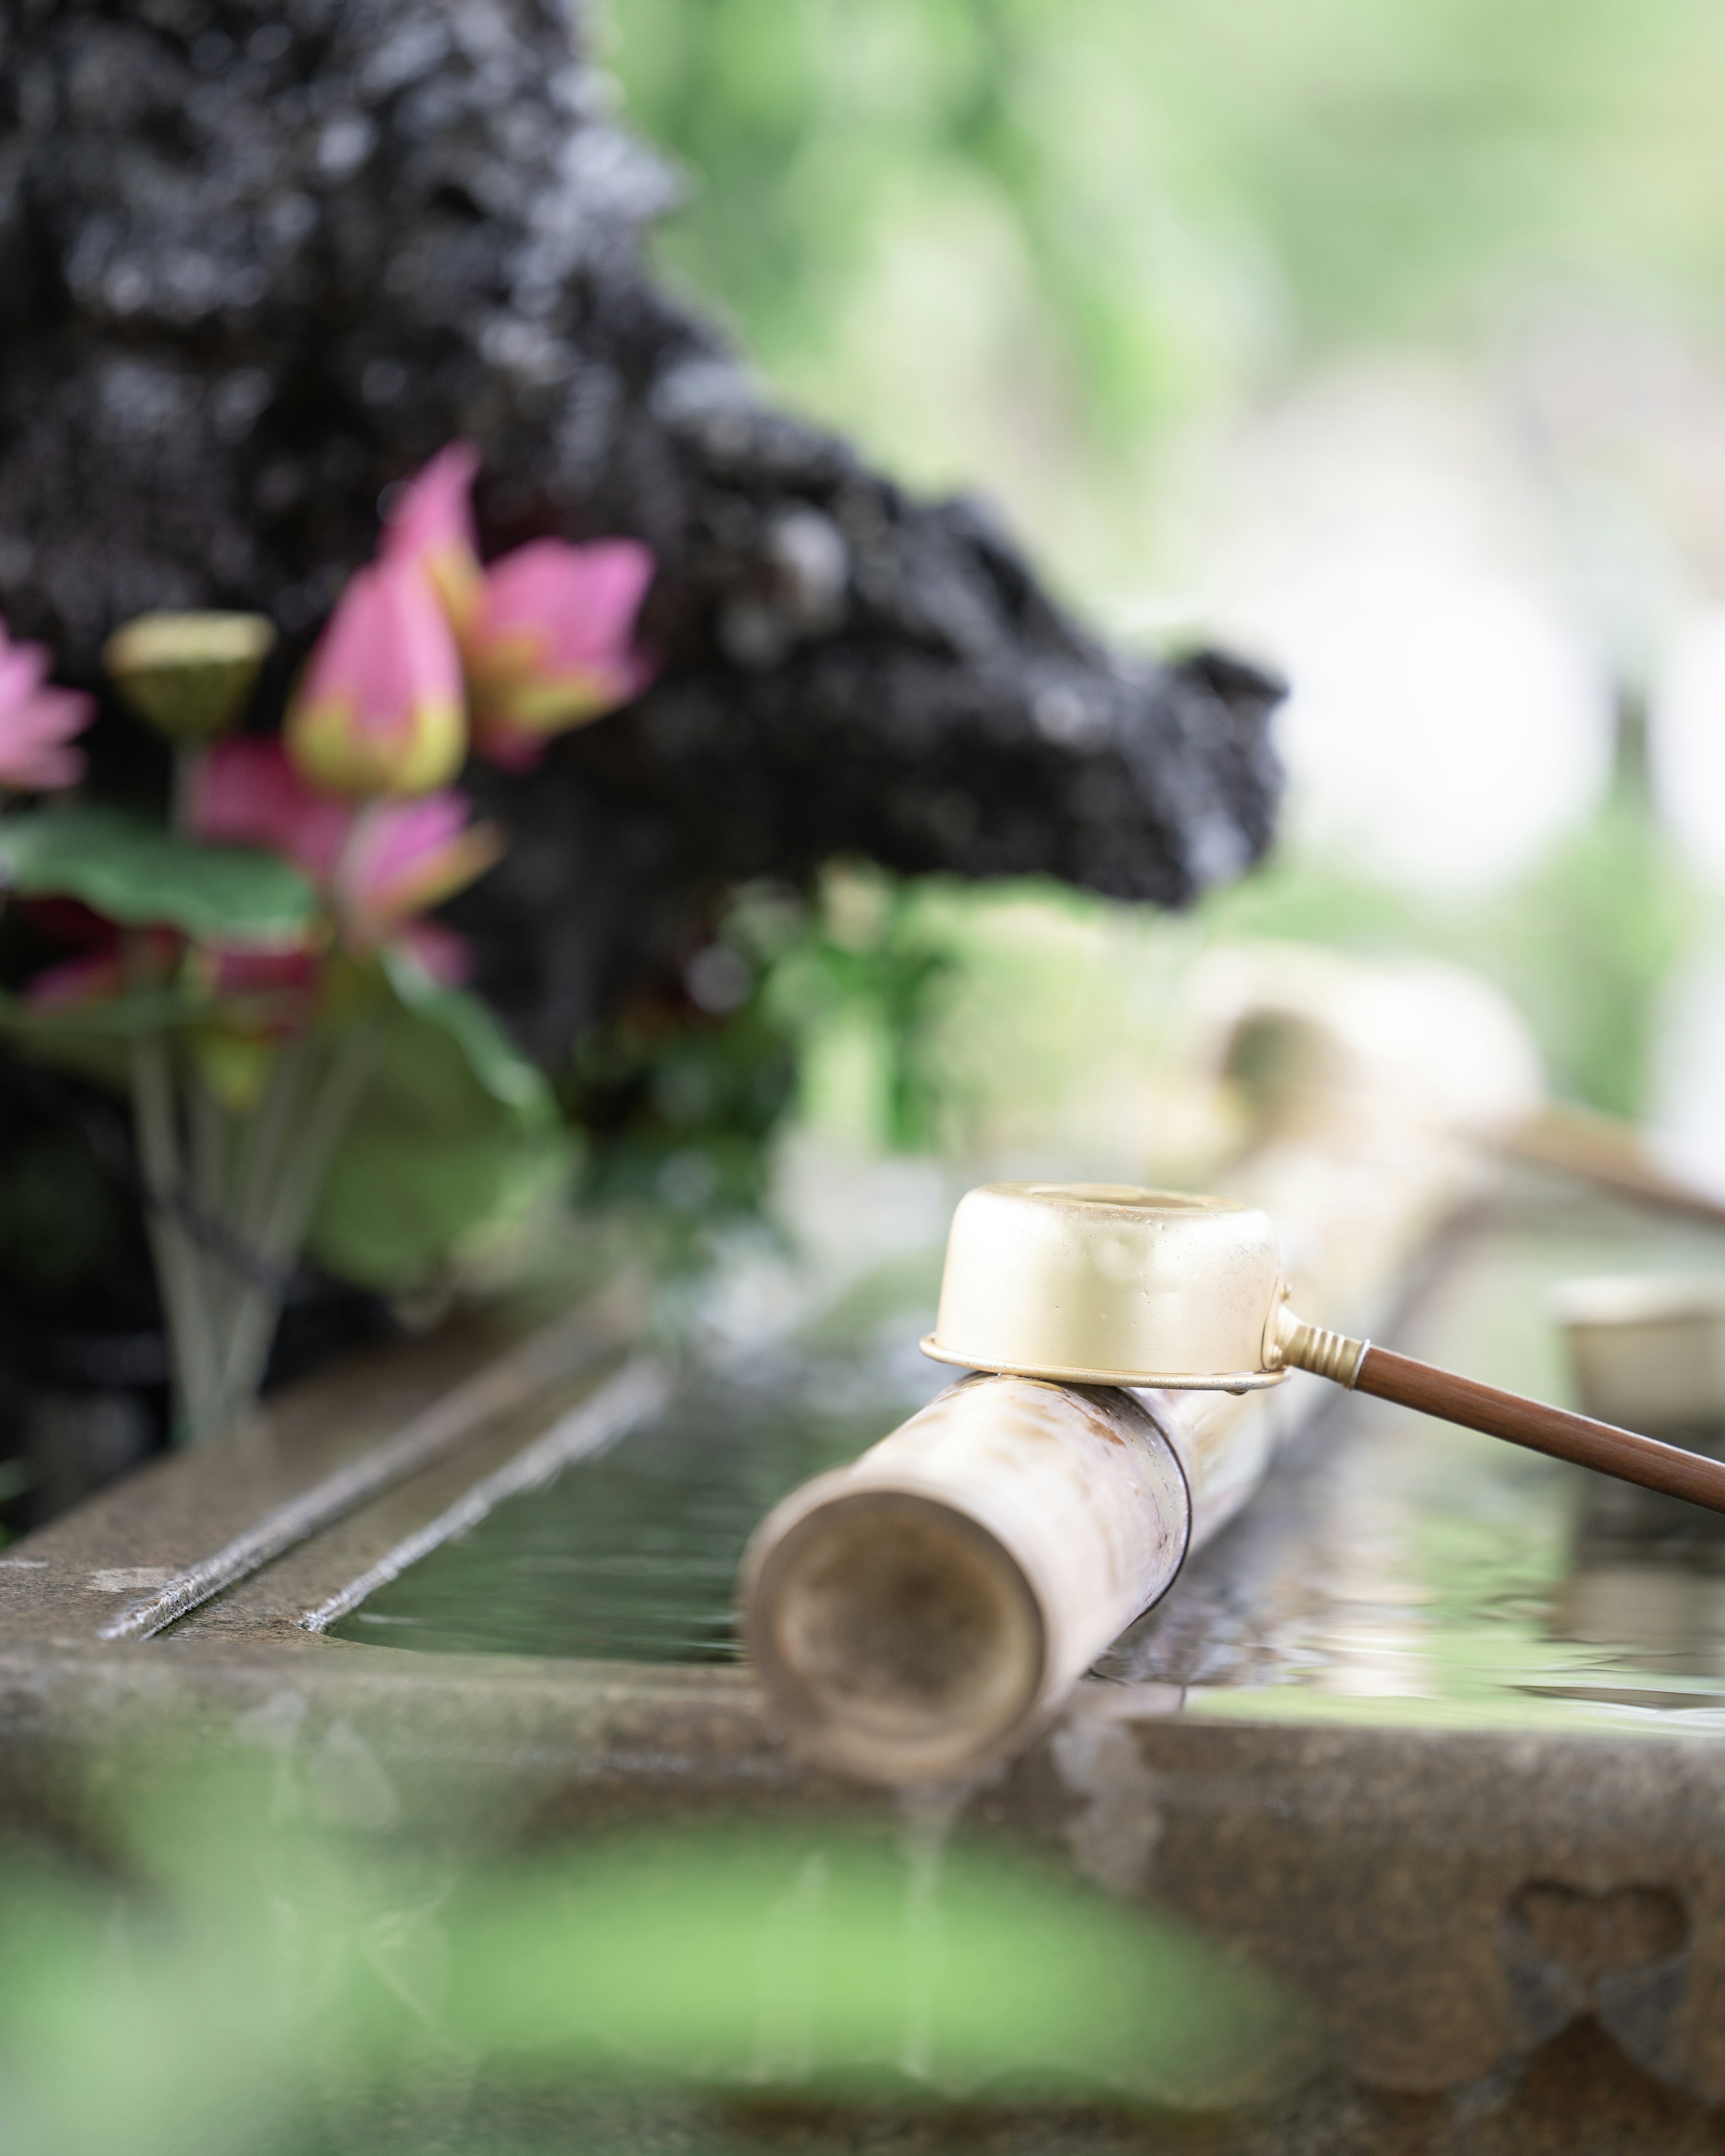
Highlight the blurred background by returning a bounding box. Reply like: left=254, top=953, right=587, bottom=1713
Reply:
left=597, top=0, right=1725, bottom=1194
left=9, top=13, right=1725, bottom=2146
left=11, top=0, right=1725, bottom=1509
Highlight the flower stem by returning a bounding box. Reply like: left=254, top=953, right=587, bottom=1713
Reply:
left=234, top=1035, right=314, bottom=1251
left=186, top=1062, right=237, bottom=1343
left=130, top=1028, right=224, bottom=1445
left=215, top=1008, right=386, bottom=1423
left=212, top=1038, right=316, bottom=1430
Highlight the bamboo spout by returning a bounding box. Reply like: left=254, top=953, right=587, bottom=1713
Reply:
left=745, top=1490, right=1045, bottom=1778
left=741, top=1375, right=1190, bottom=1785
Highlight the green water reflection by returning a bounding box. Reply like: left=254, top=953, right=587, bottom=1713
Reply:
left=1156, top=1202, right=1725, bottom=1737
left=331, top=1278, right=948, bottom=1661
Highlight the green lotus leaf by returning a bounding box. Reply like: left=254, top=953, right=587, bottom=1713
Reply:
left=380, top=948, right=554, bottom=1116
left=310, top=964, right=563, bottom=1291
left=0, top=806, right=318, bottom=944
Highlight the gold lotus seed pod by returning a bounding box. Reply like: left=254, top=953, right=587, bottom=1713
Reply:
left=103, top=611, right=277, bottom=744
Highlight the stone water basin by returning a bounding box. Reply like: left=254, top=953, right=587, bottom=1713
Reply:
left=10, top=1172, right=1725, bottom=2149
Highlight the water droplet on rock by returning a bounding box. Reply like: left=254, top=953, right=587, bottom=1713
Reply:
left=318, top=113, right=376, bottom=178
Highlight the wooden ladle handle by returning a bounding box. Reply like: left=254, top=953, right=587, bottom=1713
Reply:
left=1353, top=1346, right=1725, bottom=1516
left=1275, top=1312, right=1725, bottom=1516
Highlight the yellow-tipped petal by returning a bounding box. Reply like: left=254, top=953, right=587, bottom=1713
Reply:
left=283, top=562, right=468, bottom=797
left=288, top=689, right=467, bottom=796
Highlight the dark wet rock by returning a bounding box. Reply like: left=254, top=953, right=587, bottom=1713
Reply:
left=0, top=0, right=1283, bottom=1060
left=0, top=0, right=1283, bottom=1482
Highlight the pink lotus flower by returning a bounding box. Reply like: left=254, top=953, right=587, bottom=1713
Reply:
left=285, top=559, right=466, bottom=797
left=372, top=444, right=658, bottom=770
left=191, top=738, right=499, bottom=972
left=192, top=943, right=324, bottom=1038
left=0, top=619, right=93, bottom=791
left=468, top=538, right=658, bottom=771
left=382, top=441, right=487, bottom=637
left=336, top=793, right=504, bottom=964
left=190, top=736, right=352, bottom=882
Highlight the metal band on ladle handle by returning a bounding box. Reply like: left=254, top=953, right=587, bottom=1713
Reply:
left=1273, top=1309, right=1369, bottom=1389
left=1273, top=1303, right=1725, bottom=1518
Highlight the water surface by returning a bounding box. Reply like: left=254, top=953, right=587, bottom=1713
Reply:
left=331, top=1281, right=948, bottom=1661
left=1103, top=1191, right=1725, bottom=1739
left=336, top=1188, right=1725, bottom=1744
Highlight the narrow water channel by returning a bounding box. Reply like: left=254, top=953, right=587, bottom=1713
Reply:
left=330, top=1279, right=949, bottom=1661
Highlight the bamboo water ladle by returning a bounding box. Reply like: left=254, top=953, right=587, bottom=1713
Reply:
left=921, top=1183, right=1725, bottom=1517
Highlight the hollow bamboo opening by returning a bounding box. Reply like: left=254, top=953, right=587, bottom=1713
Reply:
left=744, top=1488, right=1046, bottom=1785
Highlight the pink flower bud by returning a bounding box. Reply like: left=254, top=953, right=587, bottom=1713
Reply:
left=190, top=738, right=353, bottom=883
left=192, top=738, right=499, bottom=965
left=285, top=560, right=467, bottom=797
left=469, top=538, right=657, bottom=770
left=334, top=793, right=503, bottom=953
left=381, top=442, right=487, bottom=639
left=0, top=618, right=93, bottom=792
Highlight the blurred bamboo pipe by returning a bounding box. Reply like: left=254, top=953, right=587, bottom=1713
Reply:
left=1504, top=1105, right=1725, bottom=1233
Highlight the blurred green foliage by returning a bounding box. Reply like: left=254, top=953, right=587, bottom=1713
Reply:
left=311, top=961, right=568, bottom=1293
left=614, top=0, right=1725, bottom=586
left=567, top=982, right=798, bottom=1224
left=765, top=870, right=960, bottom=1151
left=568, top=870, right=961, bottom=1231
left=615, top=0, right=1725, bottom=371
left=610, top=0, right=1725, bottom=1131
left=0, top=1770, right=1312, bottom=2152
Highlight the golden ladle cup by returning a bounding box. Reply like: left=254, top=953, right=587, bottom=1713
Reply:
left=921, top=1183, right=1725, bottom=1517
